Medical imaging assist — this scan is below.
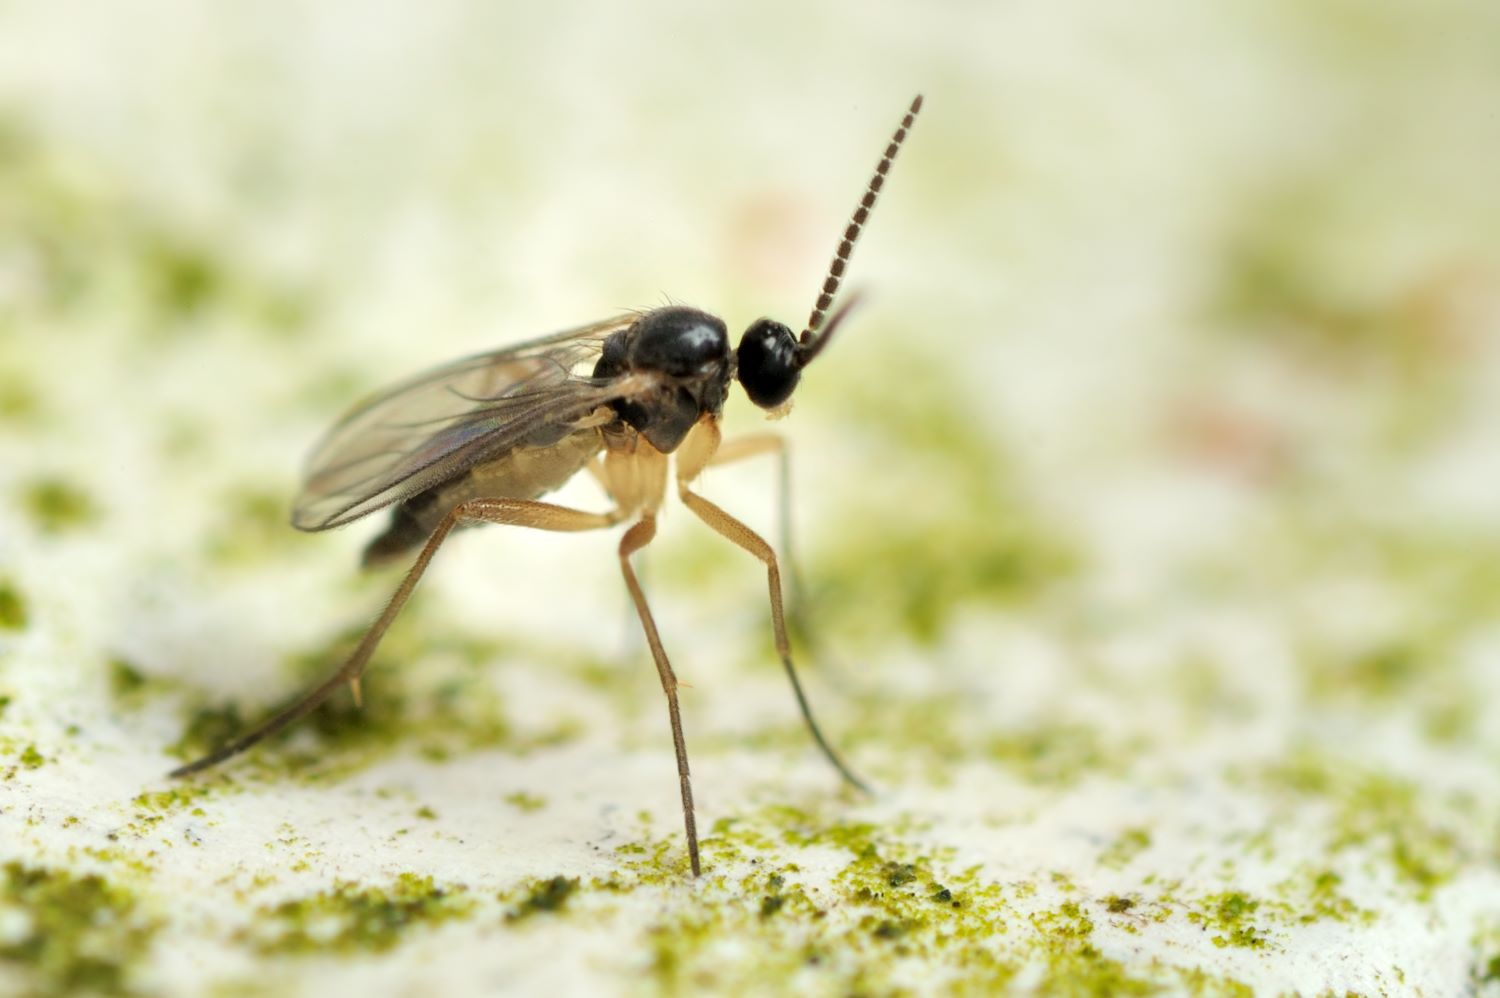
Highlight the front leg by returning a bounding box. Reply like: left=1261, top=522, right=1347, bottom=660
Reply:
left=703, top=432, right=807, bottom=613
left=675, top=428, right=869, bottom=794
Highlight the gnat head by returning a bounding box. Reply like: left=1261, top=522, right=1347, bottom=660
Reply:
left=736, top=94, right=923, bottom=409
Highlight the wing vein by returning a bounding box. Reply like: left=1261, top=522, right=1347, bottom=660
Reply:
left=291, top=314, right=636, bottom=531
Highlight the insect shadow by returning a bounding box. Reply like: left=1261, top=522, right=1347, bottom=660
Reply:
left=172, top=95, right=925, bottom=878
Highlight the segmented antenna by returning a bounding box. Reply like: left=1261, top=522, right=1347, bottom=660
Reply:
left=799, top=94, right=923, bottom=357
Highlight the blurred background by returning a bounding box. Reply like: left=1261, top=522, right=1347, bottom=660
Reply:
left=2, top=1, right=1498, bottom=994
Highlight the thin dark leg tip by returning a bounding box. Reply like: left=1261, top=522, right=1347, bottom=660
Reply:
left=833, top=757, right=875, bottom=796
left=168, top=754, right=221, bottom=780
left=168, top=757, right=207, bottom=779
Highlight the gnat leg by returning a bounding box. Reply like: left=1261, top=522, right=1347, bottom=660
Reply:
left=677, top=486, right=870, bottom=794
left=171, top=497, right=621, bottom=778
left=706, top=433, right=806, bottom=614
left=617, top=515, right=701, bottom=877
left=707, top=432, right=863, bottom=697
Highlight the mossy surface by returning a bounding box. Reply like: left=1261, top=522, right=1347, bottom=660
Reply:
left=3, top=3, right=1499, bottom=996
left=1252, top=749, right=1476, bottom=899
left=563, top=806, right=1277, bottom=995
left=805, top=352, right=1080, bottom=644
left=504, top=875, right=579, bottom=921
left=242, top=874, right=474, bottom=955
left=18, top=477, right=98, bottom=535
left=0, top=861, right=158, bottom=997
left=0, top=578, right=27, bottom=630
left=160, top=618, right=590, bottom=782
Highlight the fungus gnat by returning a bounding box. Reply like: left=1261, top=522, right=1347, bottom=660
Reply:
left=172, top=95, right=925, bottom=877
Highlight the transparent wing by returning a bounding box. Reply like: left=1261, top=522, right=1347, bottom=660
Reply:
left=292, top=313, right=638, bottom=531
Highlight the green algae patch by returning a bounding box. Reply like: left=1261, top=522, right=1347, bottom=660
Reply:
left=1176, top=870, right=1374, bottom=960
left=134, top=228, right=316, bottom=332
left=813, top=517, right=1076, bottom=644
left=0, top=578, right=27, bottom=630
left=19, top=477, right=98, bottom=534
left=1186, top=892, right=1269, bottom=950
left=1205, top=167, right=1474, bottom=415
left=505, top=791, right=546, bottom=812
left=1280, top=528, right=1500, bottom=748
left=1100, top=827, right=1152, bottom=870
left=243, top=874, right=473, bottom=955
left=1334, top=775, right=1464, bottom=896
left=504, top=876, right=578, bottom=922
left=1027, top=900, right=1164, bottom=997
left=18, top=743, right=46, bottom=769
left=1475, top=920, right=1500, bottom=991
left=163, top=619, right=582, bottom=782
left=167, top=702, right=249, bottom=766
left=109, top=658, right=148, bottom=697
left=986, top=723, right=1129, bottom=788
left=820, top=687, right=1131, bottom=789
left=203, top=486, right=304, bottom=566
left=805, top=350, right=1079, bottom=644
left=109, top=653, right=214, bottom=716
left=0, top=109, right=315, bottom=335
left=0, top=861, right=159, bottom=996
left=1152, top=868, right=1371, bottom=951
left=0, top=116, right=101, bottom=315
left=1276, top=868, right=1376, bottom=927
left=1304, top=641, right=1425, bottom=704
left=1255, top=749, right=1473, bottom=898
left=599, top=805, right=1261, bottom=996
left=130, top=784, right=217, bottom=819
left=138, top=233, right=230, bottom=318
left=0, top=371, right=41, bottom=425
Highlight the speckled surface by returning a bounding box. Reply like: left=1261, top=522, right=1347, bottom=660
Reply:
left=2, top=2, right=1499, bottom=995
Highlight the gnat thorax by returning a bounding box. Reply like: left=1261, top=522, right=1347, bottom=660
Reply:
left=594, top=306, right=732, bottom=453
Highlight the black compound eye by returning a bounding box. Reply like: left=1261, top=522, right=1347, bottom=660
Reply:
left=736, top=319, right=801, bottom=409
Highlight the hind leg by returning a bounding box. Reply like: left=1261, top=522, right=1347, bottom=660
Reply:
left=171, top=497, right=622, bottom=777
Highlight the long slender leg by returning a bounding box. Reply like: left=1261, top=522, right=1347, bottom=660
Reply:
left=617, top=515, right=700, bottom=876
left=706, top=434, right=804, bottom=612
left=677, top=486, right=870, bottom=794
left=171, top=497, right=621, bottom=778
left=707, top=433, right=866, bottom=697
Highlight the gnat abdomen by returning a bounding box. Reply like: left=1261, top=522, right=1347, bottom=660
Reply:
left=361, top=427, right=606, bottom=568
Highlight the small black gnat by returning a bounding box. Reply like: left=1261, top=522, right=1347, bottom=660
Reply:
left=173, top=95, right=925, bottom=878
